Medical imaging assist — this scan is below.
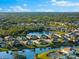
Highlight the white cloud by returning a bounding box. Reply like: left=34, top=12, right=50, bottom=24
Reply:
left=0, top=8, right=2, bottom=11
left=38, top=4, right=47, bottom=7
left=45, top=9, right=55, bottom=12
left=10, top=6, right=31, bottom=12
left=51, top=0, right=56, bottom=2
left=5, top=5, right=31, bottom=12
left=23, top=4, right=27, bottom=7
left=35, top=9, right=54, bottom=12
left=51, top=0, right=79, bottom=7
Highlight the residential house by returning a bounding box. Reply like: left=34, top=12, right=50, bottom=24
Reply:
left=32, top=40, right=40, bottom=44
left=0, top=37, right=4, bottom=42
left=41, top=34, right=51, bottom=39
left=16, top=36, right=22, bottom=41
left=4, top=36, right=14, bottom=41
left=26, top=35, right=31, bottom=40
left=13, top=40, right=21, bottom=46
left=0, top=42, right=6, bottom=48
left=30, top=35, right=39, bottom=40
left=53, top=34, right=61, bottom=42
left=16, top=36, right=27, bottom=41
left=62, top=34, right=70, bottom=42
left=26, top=40, right=33, bottom=45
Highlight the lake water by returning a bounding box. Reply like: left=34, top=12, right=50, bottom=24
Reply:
left=0, top=47, right=53, bottom=59
left=0, top=46, right=77, bottom=59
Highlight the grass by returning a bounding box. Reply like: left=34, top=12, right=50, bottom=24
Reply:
left=0, top=48, right=9, bottom=51
left=56, top=31, right=68, bottom=35
left=37, top=50, right=57, bottom=59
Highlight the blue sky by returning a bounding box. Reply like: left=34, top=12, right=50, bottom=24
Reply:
left=0, top=0, right=79, bottom=12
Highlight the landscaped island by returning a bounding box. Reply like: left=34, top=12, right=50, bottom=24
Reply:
left=36, top=47, right=79, bottom=59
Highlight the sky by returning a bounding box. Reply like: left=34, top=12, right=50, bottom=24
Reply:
left=0, top=0, right=79, bottom=12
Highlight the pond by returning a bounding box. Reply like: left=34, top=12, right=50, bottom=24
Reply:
left=27, top=31, right=52, bottom=37
left=0, top=46, right=78, bottom=59
left=0, top=31, right=53, bottom=59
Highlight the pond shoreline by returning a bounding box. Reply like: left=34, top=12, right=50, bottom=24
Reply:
left=0, top=46, right=79, bottom=59
left=0, top=45, right=79, bottom=51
